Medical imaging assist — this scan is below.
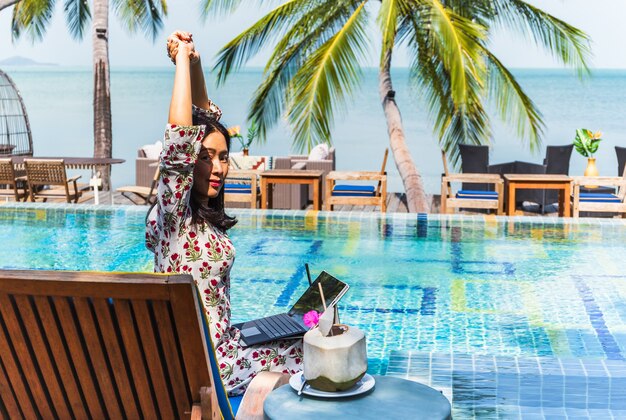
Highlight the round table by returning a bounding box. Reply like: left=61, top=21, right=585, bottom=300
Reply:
left=263, top=375, right=451, bottom=420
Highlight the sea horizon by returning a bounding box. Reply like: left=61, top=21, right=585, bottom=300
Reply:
left=3, top=66, right=626, bottom=193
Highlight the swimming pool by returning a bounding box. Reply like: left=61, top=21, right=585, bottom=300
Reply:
left=2, top=203, right=626, bottom=418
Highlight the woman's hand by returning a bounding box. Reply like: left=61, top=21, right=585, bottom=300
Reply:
left=167, top=31, right=200, bottom=65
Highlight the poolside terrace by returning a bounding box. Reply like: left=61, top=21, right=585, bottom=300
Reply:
left=72, top=191, right=576, bottom=217
left=80, top=190, right=415, bottom=213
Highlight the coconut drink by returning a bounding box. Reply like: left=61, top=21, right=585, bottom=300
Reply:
left=302, top=307, right=367, bottom=392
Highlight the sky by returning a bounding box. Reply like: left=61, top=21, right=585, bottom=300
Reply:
left=1, top=0, right=626, bottom=69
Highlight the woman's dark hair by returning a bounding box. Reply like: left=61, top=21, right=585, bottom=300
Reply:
left=189, top=115, right=237, bottom=231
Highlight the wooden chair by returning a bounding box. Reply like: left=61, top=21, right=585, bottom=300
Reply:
left=224, top=170, right=260, bottom=209
left=24, top=159, right=82, bottom=203
left=0, top=270, right=289, bottom=419
left=0, top=158, right=28, bottom=201
left=571, top=166, right=626, bottom=218
left=117, top=165, right=159, bottom=205
left=441, top=150, right=504, bottom=215
left=324, top=149, right=388, bottom=212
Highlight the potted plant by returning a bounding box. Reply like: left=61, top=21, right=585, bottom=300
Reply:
left=228, top=120, right=258, bottom=156
left=573, top=128, right=602, bottom=176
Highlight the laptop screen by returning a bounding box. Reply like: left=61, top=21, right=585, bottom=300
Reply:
left=287, top=271, right=349, bottom=319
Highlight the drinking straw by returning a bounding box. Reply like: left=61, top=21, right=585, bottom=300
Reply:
left=305, top=263, right=312, bottom=286
left=318, top=282, right=334, bottom=336
left=318, top=282, right=327, bottom=311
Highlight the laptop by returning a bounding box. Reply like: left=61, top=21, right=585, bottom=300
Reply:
left=235, top=271, right=349, bottom=347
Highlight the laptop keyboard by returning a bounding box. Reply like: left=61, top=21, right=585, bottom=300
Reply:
left=257, top=314, right=304, bottom=339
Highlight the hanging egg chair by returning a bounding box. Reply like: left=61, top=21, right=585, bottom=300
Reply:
left=0, top=69, right=33, bottom=156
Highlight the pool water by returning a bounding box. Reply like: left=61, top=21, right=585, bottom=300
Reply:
left=2, top=204, right=626, bottom=418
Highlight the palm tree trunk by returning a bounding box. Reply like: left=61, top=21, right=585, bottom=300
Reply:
left=378, top=50, right=429, bottom=213
left=0, top=0, right=19, bottom=12
left=92, top=0, right=112, bottom=190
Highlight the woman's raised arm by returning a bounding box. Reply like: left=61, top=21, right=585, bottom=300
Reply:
left=190, top=55, right=212, bottom=111
left=167, top=32, right=194, bottom=126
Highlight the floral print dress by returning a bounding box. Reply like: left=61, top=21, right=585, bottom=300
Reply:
left=146, top=104, right=303, bottom=395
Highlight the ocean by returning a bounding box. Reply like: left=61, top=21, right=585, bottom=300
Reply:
left=2, top=66, right=626, bottom=193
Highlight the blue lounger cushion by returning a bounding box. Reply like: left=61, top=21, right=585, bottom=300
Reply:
left=577, top=193, right=622, bottom=203
left=224, top=183, right=259, bottom=194
left=332, top=184, right=376, bottom=197
left=456, top=190, right=499, bottom=200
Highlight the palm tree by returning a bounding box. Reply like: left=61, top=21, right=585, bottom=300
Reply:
left=201, top=0, right=590, bottom=212
left=0, top=0, right=19, bottom=12
left=10, top=0, right=167, bottom=189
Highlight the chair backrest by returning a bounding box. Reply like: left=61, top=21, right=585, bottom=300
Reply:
left=24, top=159, right=68, bottom=187
left=616, top=146, right=626, bottom=177
left=0, top=158, right=23, bottom=200
left=441, top=150, right=450, bottom=177
left=459, top=144, right=490, bottom=191
left=0, top=158, right=15, bottom=184
left=619, top=164, right=626, bottom=202
left=375, top=148, right=389, bottom=196
left=440, top=150, right=453, bottom=199
left=328, top=147, right=336, bottom=170
left=146, top=165, right=160, bottom=204
left=380, top=148, right=389, bottom=175
left=459, top=144, right=489, bottom=173
left=0, top=270, right=223, bottom=419
left=0, top=158, right=17, bottom=184
left=544, top=144, right=573, bottom=174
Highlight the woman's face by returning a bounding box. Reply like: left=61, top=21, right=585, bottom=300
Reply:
left=193, top=131, right=229, bottom=199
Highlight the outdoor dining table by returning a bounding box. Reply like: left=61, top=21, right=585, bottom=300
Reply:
left=503, top=174, right=572, bottom=217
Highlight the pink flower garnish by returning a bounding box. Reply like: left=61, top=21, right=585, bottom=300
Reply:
left=303, top=310, right=320, bottom=328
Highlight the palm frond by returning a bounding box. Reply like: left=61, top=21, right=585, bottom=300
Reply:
left=435, top=0, right=493, bottom=25
left=11, top=0, right=56, bottom=41
left=200, top=0, right=242, bottom=17
left=491, top=0, right=591, bottom=75
left=63, top=0, right=91, bottom=40
left=247, top=1, right=359, bottom=143
left=377, top=0, right=400, bottom=60
left=402, top=2, right=490, bottom=168
left=288, top=1, right=369, bottom=152
left=483, top=48, right=544, bottom=153
left=212, top=0, right=312, bottom=85
left=426, top=0, right=487, bottom=105
left=111, top=0, right=167, bottom=40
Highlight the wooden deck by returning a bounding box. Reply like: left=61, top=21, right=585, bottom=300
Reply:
left=15, top=191, right=572, bottom=216
left=73, top=191, right=413, bottom=213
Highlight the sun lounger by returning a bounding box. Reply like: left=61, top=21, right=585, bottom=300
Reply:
left=117, top=165, right=159, bottom=205
left=571, top=166, right=626, bottom=218
left=325, top=149, right=388, bottom=212
left=224, top=170, right=260, bottom=209
left=0, top=270, right=289, bottom=419
left=441, top=150, right=504, bottom=215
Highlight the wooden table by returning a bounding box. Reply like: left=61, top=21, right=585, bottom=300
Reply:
left=504, top=174, right=572, bottom=217
left=263, top=375, right=451, bottom=420
left=260, top=170, right=324, bottom=210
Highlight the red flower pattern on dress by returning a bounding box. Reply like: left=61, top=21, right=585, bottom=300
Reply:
left=145, top=108, right=302, bottom=396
